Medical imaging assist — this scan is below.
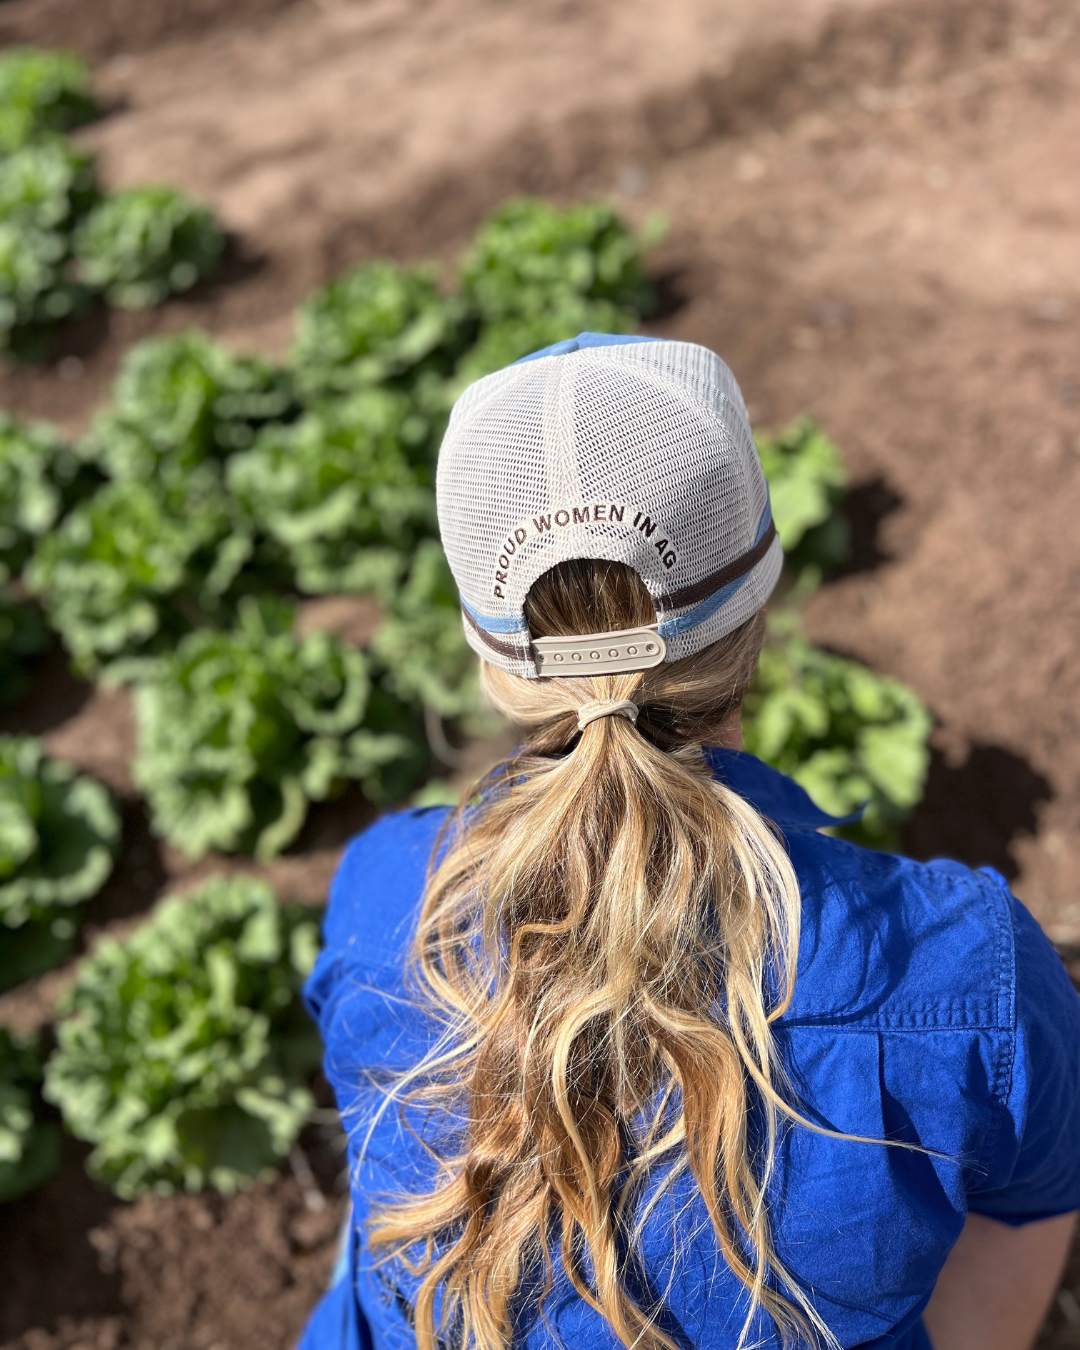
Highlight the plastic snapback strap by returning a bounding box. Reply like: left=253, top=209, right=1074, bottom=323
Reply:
left=532, top=626, right=667, bottom=676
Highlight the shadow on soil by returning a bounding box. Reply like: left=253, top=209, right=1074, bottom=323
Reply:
left=0, top=643, right=93, bottom=738
left=83, top=800, right=170, bottom=930
left=291, top=781, right=379, bottom=857
left=835, top=476, right=905, bottom=578
left=646, top=266, right=694, bottom=324
left=33, top=236, right=271, bottom=370
left=0, top=1136, right=123, bottom=1342
left=903, top=743, right=1054, bottom=881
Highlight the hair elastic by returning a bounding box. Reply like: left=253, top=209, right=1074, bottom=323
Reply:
left=577, top=700, right=639, bottom=732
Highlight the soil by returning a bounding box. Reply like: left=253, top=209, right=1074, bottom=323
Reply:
left=0, top=1128, right=346, bottom=1350
left=0, top=0, right=1078, bottom=1345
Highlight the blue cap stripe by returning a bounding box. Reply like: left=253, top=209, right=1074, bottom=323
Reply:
left=460, top=597, right=529, bottom=635
left=657, top=503, right=775, bottom=640
left=513, top=332, right=662, bottom=365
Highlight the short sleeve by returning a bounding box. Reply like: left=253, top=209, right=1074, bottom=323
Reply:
left=299, top=808, right=452, bottom=1350
left=968, top=891, right=1080, bottom=1225
left=303, top=806, right=450, bottom=1033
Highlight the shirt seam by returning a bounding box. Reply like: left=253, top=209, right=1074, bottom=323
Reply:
left=781, top=1020, right=1009, bottom=1033
left=970, top=870, right=1018, bottom=1189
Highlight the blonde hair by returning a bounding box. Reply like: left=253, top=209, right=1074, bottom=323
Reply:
left=367, top=559, right=840, bottom=1350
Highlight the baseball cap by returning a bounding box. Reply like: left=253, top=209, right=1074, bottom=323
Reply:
left=436, top=332, right=781, bottom=679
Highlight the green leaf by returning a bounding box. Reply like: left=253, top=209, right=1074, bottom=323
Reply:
left=0, top=410, right=96, bottom=583
left=371, top=540, right=482, bottom=720
left=0, top=736, right=119, bottom=934
left=227, top=393, right=434, bottom=596
left=27, top=473, right=252, bottom=674
left=755, top=417, right=850, bottom=584
left=0, top=219, right=91, bottom=356
left=44, top=875, right=322, bottom=1198
left=80, top=331, right=299, bottom=487
left=0, top=138, right=99, bottom=353
left=743, top=623, right=932, bottom=849
left=459, top=198, right=655, bottom=327
left=131, top=597, right=420, bottom=859
left=291, top=260, right=471, bottom=404
left=74, top=187, right=224, bottom=308
left=0, top=49, right=99, bottom=151
left=0, top=139, right=98, bottom=235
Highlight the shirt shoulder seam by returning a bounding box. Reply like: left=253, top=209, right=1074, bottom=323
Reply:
left=970, top=869, right=1018, bottom=1187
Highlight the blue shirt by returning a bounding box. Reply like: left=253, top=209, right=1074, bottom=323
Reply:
left=299, top=750, right=1080, bottom=1350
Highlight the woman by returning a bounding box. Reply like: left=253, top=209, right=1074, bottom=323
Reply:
left=300, top=334, right=1080, bottom=1350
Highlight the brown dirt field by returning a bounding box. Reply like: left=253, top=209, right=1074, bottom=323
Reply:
left=1, top=0, right=1079, bottom=1345
left=1, top=1129, right=346, bottom=1350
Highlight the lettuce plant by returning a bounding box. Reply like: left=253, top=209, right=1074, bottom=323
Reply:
left=0, top=221, right=84, bottom=355
left=0, top=140, right=98, bottom=351
left=756, top=417, right=850, bottom=586
left=371, top=540, right=482, bottom=721
left=291, top=261, right=470, bottom=404
left=449, top=201, right=661, bottom=384
left=459, top=198, right=656, bottom=328
left=0, top=1028, right=60, bottom=1202
left=27, top=473, right=251, bottom=674
left=0, top=736, right=120, bottom=928
left=743, top=628, right=932, bottom=847
left=0, top=49, right=99, bottom=152
left=0, top=736, right=120, bottom=990
left=226, top=392, right=435, bottom=597
left=44, top=875, right=322, bottom=1198
left=0, top=411, right=96, bottom=583
left=80, top=331, right=298, bottom=487
left=75, top=186, right=225, bottom=309
left=0, top=139, right=98, bottom=235
left=132, top=599, right=425, bottom=861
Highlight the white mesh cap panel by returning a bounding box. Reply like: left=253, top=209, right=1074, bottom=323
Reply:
left=436, top=337, right=781, bottom=678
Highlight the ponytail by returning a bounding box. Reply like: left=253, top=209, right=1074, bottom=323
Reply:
left=367, top=560, right=837, bottom=1350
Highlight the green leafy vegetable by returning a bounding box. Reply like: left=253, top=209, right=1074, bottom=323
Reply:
left=44, top=874, right=322, bottom=1198
left=75, top=186, right=225, bottom=308
left=27, top=473, right=251, bottom=675
left=227, top=392, right=435, bottom=597
left=28, top=334, right=305, bottom=671
left=743, top=628, right=932, bottom=847
left=0, top=1027, right=60, bottom=1202
left=0, top=140, right=98, bottom=352
left=132, top=598, right=425, bottom=860
left=0, top=736, right=120, bottom=929
left=459, top=198, right=656, bottom=328
left=0, top=411, right=96, bottom=582
left=371, top=540, right=481, bottom=720
left=0, top=221, right=84, bottom=356
left=0, top=736, right=119, bottom=991
left=80, top=331, right=298, bottom=488
left=755, top=417, right=850, bottom=585
left=291, top=261, right=470, bottom=404
left=0, top=139, right=98, bottom=235
left=0, top=49, right=99, bottom=152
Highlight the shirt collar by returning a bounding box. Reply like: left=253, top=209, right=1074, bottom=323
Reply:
left=703, top=747, right=848, bottom=831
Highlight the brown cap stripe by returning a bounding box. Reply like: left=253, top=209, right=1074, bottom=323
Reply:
left=656, top=519, right=778, bottom=612
left=460, top=606, right=531, bottom=661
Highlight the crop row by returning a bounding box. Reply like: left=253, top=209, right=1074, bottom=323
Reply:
left=0, top=48, right=223, bottom=357
left=0, top=193, right=932, bottom=1207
